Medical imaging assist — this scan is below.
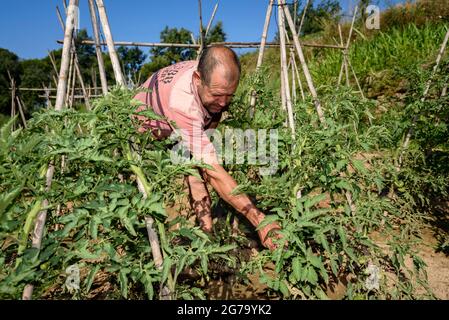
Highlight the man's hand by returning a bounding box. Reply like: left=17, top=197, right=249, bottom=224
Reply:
left=257, top=221, right=283, bottom=251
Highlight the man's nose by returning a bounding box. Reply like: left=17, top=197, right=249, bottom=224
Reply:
left=217, top=96, right=227, bottom=107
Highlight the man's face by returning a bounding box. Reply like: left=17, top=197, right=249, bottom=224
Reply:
left=195, top=67, right=239, bottom=114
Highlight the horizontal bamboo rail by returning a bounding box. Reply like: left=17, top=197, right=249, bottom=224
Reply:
left=57, top=40, right=346, bottom=50
left=13, top=87, right=108, bottom=91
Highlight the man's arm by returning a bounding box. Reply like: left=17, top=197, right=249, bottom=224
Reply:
left=203, top=163, right=281, bottom=250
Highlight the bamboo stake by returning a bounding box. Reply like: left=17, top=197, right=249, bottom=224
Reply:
left=205, top=2, right=219, bottom=38
left=293, top=0, right=297, bottom=27
left=290, top=52, right=297, bottom=104
left=278, top=1, right=295, bottom=136
left=347, top=56, right=365, bottom=99
left=15, top=97, right=28, bottom=129
left=130, top=149, right=171, bottom=300
left=280, top=56, right=286, bottom=112
left=23, top=0, right=79, bottom=300
left=44, top=86, right=53, bottom=109
left=198, top=0, right=205, bottom=56
left=57, top=6, right=91, bottom=110
left=92, top=68, right=97, bottom=96
left=345, top=7, right=358, bottom=51
left=22, top=163, right=55, bottom=300
left=9, top=71, right=16, bottom=131
left=95, top=0, right=126, bottom=86
left=190, top=33, right=197, bottom=45
left=70, top=56, right=77, bottom=108
left=88, top=0, right=108, bottom=95
left=297, top=0, right=310, bottom=36
left=337, top=25, right=346, bottom=86
left=249, top=0, right=274, bottom=116
left=56, top=5, right=65, bottom=30
left=281, top=0, right=326, bottom=126
left=55, top=0, right=78, bottom=111
left=66, top=51, right=75, bottom=104
left=48, top=50, right=59, bottom=87
left=399, top=27, right=449, bottom=165
left=339, top=7, right=358, bottom=86
left=291, top=51, right=305, bottom=101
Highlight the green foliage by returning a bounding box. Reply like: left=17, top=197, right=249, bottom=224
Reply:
left=205, top=21, right=227, bottom=44
left=221, top=68, right=446, bottom=299
left=141, top=22, right=227, bottom=78
left=381, top=0, right=449, bottom=31
left=144, top=26, right=196, bottom=75
left=0, top=48, right=21, bottom=115
left=118, top=46, right=147, bottom=84
left=19, top=59, right=53, bottom=112
left=0, top=89, right=236, bottom=299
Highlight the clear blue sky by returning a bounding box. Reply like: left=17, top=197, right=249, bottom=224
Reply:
left=0, top=0, right=405, bottom=60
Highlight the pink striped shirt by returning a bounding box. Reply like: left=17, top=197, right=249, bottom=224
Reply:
left=133, top=60, right=218, bottom=164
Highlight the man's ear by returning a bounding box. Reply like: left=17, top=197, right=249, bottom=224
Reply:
left=193, top=70, right=202, bottom=86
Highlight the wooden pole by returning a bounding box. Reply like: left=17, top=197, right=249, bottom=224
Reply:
left=66, top=51, right=75, bottom=105
left=290, top=52, right=297, bottom=104
left=345, top=6, right=358, bottom=51
left=281, top=0, right=326, bottom=126
left=297, top=0, right=310, bottom=36
left=280, top=56, right=286, bottom=112
left=197, top=0, right=205, bottom=57
left=15, top=97, right=28, bottom=129
left=291, top=51, right=305, bottom=101
left=95, top=0, right=126, bottom=86
left=69, top=53, right=76, bottom=108
left=190, top=33, right=197, bottom=45
left=400, top=27, right=449, bottom=165
left=61, top=39, right=345, bottom=50
left=55, top=0, right=78, bottom=111
left=293, top=0, right=297, bottom=28
left=340, top=7, right=358, bottom=86
left=22, top=162, right=55, bottom=300
left=278, top=1, right=295, bottom=136
left=337, top=24, right=346, bottom=86
left=57, top=6, right=91, bottom=110
left=130, top=148, right=171, bottom=300
left=205, top=2, right=219, bottom=38
left=9, top=71, right=16, bottom=131
left=249, top=0, right=274, bottom=115
left=48, top=50, right=59, bottom=87
left=88, top=0, right=108, bottom=95
left=23, top=0, right=79, bottom=299
left=44, top=86, right=53, bottom=109
left=347, top=56, right=365, bottom=99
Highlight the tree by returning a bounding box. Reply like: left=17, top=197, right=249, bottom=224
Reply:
left=141, top=22, right=227, bottom=79
left=117, top=46, right=147, bottom=84
left=19, top=59, right=53, bottom=113
left=144, top=26, right=195, bottom=74
left=205, top=21, right=227, bottom=44
left=0, top=48, right=20, bottom=115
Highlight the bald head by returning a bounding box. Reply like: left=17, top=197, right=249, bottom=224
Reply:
left=198, top=46, right=241, bottom=86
